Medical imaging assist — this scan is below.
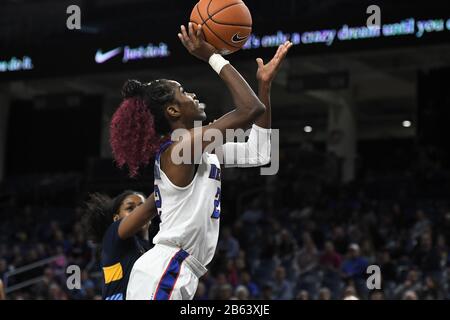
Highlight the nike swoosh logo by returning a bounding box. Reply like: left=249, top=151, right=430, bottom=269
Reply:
left=231, top=33, right=249, bottom=43
left=95, top=47, right=122, bottom=64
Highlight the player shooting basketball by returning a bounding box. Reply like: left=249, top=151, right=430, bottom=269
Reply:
left=109, top=22, right=292, bottom=299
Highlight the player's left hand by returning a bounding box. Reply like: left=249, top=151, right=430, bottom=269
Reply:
left=256, top=41, right=293, bottom=84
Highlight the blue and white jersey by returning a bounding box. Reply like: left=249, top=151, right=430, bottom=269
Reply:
left=152, top=141, right=222, bottom=267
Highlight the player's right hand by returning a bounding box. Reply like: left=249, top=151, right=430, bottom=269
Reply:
left=178, top=23, right=217, bottom=62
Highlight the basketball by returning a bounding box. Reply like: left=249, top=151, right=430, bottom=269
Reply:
left=190, top=0, right=252, bottom=55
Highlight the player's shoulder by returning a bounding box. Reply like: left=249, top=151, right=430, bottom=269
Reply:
left=204, top=151, right=220, bottom=164
left=102, top=220, right=122, bottom=247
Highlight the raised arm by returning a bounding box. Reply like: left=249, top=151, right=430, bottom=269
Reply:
left=118, top=193, right=157, bottom=239
left=177, top=23, right=266, bottom=151
left=218, top=41, right=292, bottom=167
left=255, top=41, right=293, bottom=129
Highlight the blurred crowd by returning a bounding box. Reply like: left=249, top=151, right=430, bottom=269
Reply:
left=1, top=189, right=449, bottom=300
left=0, top=206, right=99, bottom=300
left=202, top=200, right=450, bottom=300
left=1, top=144, right=449, bottom=300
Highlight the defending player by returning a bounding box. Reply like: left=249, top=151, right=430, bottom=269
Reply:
left=81, top=191, right=157, bottom=300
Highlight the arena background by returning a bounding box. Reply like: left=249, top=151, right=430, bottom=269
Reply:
left=0, top=0, right=450, bottom=300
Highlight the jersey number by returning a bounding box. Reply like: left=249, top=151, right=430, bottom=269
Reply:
left=154, top=185, right=162, bottom=216
left=211, top=187, right=221, bottom=219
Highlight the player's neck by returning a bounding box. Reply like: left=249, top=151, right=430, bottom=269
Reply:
left=170, top=119, right=198, bottom=131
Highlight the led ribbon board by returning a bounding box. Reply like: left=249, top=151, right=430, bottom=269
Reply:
left=94, top=43, right=170, bottom=64
left=242, top=17, right=450, bottom=50
left=0, top=56, right=34, bottom=73
left=0, top=16, right=449, bottom=82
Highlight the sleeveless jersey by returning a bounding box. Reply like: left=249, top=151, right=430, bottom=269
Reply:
left=152, top=141, right=222, bottom=266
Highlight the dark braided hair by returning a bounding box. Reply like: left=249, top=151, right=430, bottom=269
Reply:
left=110, top=79, right=176, bottom=177
left=81, top=190, right=145, bottom=243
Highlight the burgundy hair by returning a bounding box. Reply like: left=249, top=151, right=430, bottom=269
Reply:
left=110, top=98, right=160, bottom=177
left=109, top=79, right=175, bottom=177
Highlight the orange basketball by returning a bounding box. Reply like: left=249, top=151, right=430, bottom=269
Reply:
left=190, top=0, right=252, bottom=55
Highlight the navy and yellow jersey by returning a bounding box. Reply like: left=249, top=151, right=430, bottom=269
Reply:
left=101, top=220, right=150, bottom=300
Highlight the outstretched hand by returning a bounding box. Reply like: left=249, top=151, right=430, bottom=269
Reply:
left=256, top=41, right=293, bottom=84
left=178, top=23, right=217, bottom=62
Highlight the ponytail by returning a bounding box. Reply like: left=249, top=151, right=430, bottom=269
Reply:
left=110, top=79, right=175, bottom=177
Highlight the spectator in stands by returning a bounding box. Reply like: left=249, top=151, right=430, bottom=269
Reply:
left=360, top=239, right=376, bottom=263
left=80, top=270, right=96, bottom=300
left=235, top=285, right=250, bottom=300
left=199, top=272, right=214, bottom=298
left=320, top=241, right=342, bottom=272
left=218, top=284, right=234, bottom=300
left=437, top=212, right=450, bottom=245
left=341, top=244, right=368, bottom=280
left=261, top=283, right=273, bottom=300
left=32, top=267, right=56, bottom=299
left=342, top=285, right=359, bottom=300
left=318, top=287, right=331, bottom=300
left=320, top=241, right=342, bottom=297
left=331, top=226, right=349, bottom=255
left=413, top=233, right=443, bottom=279
left=292, top=232, right=319, bottom=295
left=403, top=290, right=418, bottom=300
left=48, top=283, right=68, bottom=300
left=377, top=250, right=397, bottom=298
left=393, top=269, right=422, bottom=299
left=293, top=232, right=319, bottom=277
left=53, top=246, right=68, bottom=272
left=234, top=254, right=247, bottom=276
left=295, top=290, right=309, bottom=300
left=218, top=228, right=240, bottom=260
left=240, top=271, right=260, bottom=298
left=254, top=233, right=279, bottom=284
left=0, top=279, right=5, bottom=300
left=391, top=203, right=408, bottom=232
left=0, top=258, right=7, bottom=279
left=419, top=276, right=445, bottom=300
left=271, top=266, right=294, bottom=300
left=436, top=233, right=448, bottom=258
left=275, top=229, right=296, bottom=260
left=369, top=291, right=385, bottom=300
left=241, top=198, right=264, bottom=224
left=410, top=210, right=431, bottom=242
left=193, top=281, right=208, bottom=300
left=209, top=273, right=228, bottom=299
left=341, top=243, right=369, bottom=298
left=225, top=260, right=239, bottom=287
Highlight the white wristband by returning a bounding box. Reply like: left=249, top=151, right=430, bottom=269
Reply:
left=208, top=53, right=230, bottom=75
